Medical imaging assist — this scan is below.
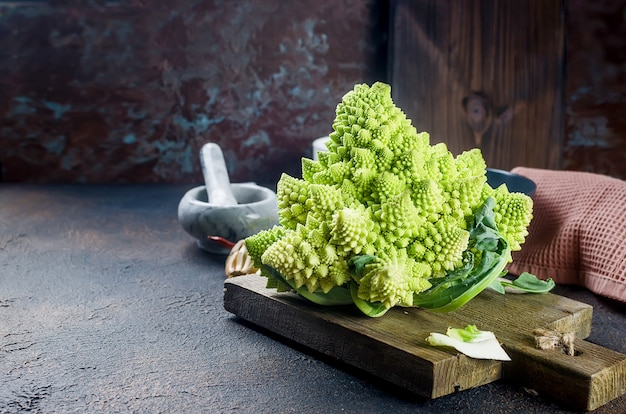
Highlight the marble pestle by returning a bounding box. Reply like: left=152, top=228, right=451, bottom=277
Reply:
left=200, top=142, right=238, bottom=206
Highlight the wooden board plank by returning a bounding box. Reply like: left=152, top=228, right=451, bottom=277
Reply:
left=388, top=0, right=564, bottom=172
left=223, top=274, right=626, bottom=411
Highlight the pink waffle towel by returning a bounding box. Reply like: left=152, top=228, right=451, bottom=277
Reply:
left=507, top=167, right=626, bottom=303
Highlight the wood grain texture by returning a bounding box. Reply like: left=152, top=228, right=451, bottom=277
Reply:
left=504, top=339, right=626, bottom=411
left=223, top=273, right=626, bottom=410
left=389, top=0, right=564, bottom=172
left=224, top=274, right=502, bottom=399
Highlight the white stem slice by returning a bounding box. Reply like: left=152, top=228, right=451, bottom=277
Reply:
left=426, top=329, right=511, bottom=361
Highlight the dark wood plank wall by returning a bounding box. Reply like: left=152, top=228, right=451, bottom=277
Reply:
left=389, top=0, right=626, bottom=179
left=389, top=0, right=564, bottom=172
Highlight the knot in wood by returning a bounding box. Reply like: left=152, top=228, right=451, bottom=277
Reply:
left=462, top=91, right=492, bottom=135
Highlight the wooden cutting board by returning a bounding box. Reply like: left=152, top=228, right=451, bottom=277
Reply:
left=223, top=274, right=626, bottom=411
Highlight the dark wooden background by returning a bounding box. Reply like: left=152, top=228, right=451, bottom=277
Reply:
left=0, top=0, right=624, bottom=184
left=390, top=0, right=564, bottom=172
left=390, top=0, right=626, bottom=178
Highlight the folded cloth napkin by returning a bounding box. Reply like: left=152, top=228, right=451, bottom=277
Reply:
left=507, top=167, right=626, bottom=303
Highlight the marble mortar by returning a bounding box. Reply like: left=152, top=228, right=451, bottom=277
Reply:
left=178, top=183, right=279, bottom=254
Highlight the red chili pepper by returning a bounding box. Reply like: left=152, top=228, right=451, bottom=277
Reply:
left=207, top=235, right=236, bottom=250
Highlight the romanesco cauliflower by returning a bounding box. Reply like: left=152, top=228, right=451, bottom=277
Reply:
left=245, top=81, right=534, bottom=317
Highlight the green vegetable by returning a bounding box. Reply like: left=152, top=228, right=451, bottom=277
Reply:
left=426, top=325, right=511, bottom=361
left=491, top=272, right=556, bottom=294
left=245, top=82, right=533, bottom=317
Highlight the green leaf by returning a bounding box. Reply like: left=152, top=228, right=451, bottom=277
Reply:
left=469, top=197, right=501, bottom=252
left=471, top=197, right=498, bottom=232
left=501, top=272, right=555, bottom=294
left=446, top=325, right=488, bottom=342
left=348, top=255, right=377, bottom=278
left=471, top=223, right=500, bottom=251
left=349, top=282, right=389, bottom=317
left=487, top=278, right=506, bottom=294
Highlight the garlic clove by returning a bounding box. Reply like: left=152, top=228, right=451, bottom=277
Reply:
left=225, top=239, right=260, bottom=278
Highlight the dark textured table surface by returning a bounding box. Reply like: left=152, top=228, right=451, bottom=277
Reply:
left=1, top=184, right=625, bottom=414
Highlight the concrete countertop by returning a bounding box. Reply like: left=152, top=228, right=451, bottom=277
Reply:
left=1, top=184, right=624, bottom=413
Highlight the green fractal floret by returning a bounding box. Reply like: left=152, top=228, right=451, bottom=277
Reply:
left=455, top=148, right=487, bottom=178
left=425, top=144, right=457, bottom=185
left=490, top=185, right=534, bottom=251
left=409, top=218, right=470, bottom=275
left=373, top=192, right=424, bottom=247
left=443, top=175, right=488, bottom=224
left=245, top=81, right=535, bottom=317
left=410, top=178, right=445, bottom=222
left=310, top=183, right=346, bottom=222
left=330, top=206, right=376, bottom=255
left=354, top=249, right=432, bottom=309
left=245, top=225, right=288, bottom=290
left=276, top=173, right=312, bottom=229
left=376, top=171, right=406, bottom=202
left=261, top=228, right=352, bottom=294
left=245, top=225, right=286, bottom=270
left=301, top=157, right=324, bottom=182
